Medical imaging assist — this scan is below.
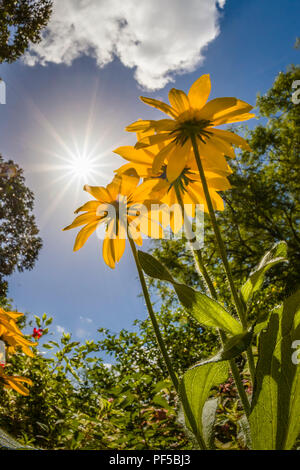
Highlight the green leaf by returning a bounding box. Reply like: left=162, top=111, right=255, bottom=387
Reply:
left=175, top=284, right=243, bottom=336
left=179, top=362, right=229, bottom=447
left=138, top=250, right=242, bottom=336
left=0, top=428, right=35, bottom=450
left=240, top=241, right=288, bottom=305
left=202, top=398, right=219, bottom=448
left=191, top=329, right=254, bottom=367
left=138, top=250, right=174, bottom=283
left=238, top=416, right=252, bottom=449
left=249, top=289, right=300, bottom=449
left=153, top=395, right=171, bottom=410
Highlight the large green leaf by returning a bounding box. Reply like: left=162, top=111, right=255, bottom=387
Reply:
left=179, top=362, right=229, bottom=446
left=202, top=398, right=219, bottom=448
left=0, top=428, right=35, bottom=450
left=249, top=289, right=300, bottom=449
left=240, top=241, right=288, bottom=305
left=138, top=250, right=242, bottom=336
left=190, top=329, right=254, bottom=367
left=238, top=416, right=252, bottom=449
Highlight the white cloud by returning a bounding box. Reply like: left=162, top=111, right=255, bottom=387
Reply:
left=75, top=327, right=88, bottom=339
left=56, top=325, right=66, bottom=334
left=79, top=316, right=93, bottom=324
left=25, top=0, right=226, bottom=90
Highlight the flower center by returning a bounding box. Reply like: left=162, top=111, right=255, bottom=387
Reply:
left=171, top=118, right=212, bottom=146
left=159, top=165, right=194, bottom=194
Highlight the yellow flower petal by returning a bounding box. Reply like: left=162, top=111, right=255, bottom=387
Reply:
left=212, top=99, right=254, bottom=125
left=168, top=89, right=190, bottom=114
left=194, top=140, right=231, bottom=173
left=166, top=144, right=189, bottom=182
left=214, top=112, right=255, bottom=126
left=114, top=237, right=126, bottom=263
left=73, top=220, right=100, bottom=251
left=102, top=225, right=126, bottom=268
left=74, top=201, right=102, bottom=214
left=188, top=74, right=211, bottom=110
left=152, top=141, right=175, bottom=174
left=140, top=96, right=178, bottom=118
left=199, top=97, right=237, bottom=120
left=129, top=178, right=161, bottom=203
left=84, top=185, right=112, bottom=202
left=125, top=120, right=153, bottom=132
left=115, top=162, right=151, bottom=179
left=189, top=183, right=224, bottom=212
left=135, top=133, right=173, bottom=149
left=102, top=236, right=114, bottom=269
left=210, top=136, right=235, bottom=158
left=3, top=376, right=32, bottom=396
left=209, top=128, right=252, bottom=151
left=117, top=173, right=140, bottom=196
left=113, top=146, right=153, bottom=165
left=148, top=119, right=175, bottom=132
left=0, top=309, right=23, bottom=320
left=126, top=119, right=174, bottom=135
left=205, top=173, right=231, bottom=190
left=63, top=212, right=99, bottom=231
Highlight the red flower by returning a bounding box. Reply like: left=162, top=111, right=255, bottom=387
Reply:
left=32, top=328, right=43, bottom=339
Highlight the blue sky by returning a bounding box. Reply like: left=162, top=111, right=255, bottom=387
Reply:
left=0, top=0, right=299, bottom=345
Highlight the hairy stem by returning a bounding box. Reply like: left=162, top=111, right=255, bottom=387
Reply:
left=191, top=134, right=254, bottom=409
left=128, top=235, right=207, bottom=449
left=174, top=184, right=217, bottom=298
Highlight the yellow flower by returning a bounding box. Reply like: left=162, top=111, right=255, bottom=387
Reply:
left=0, top=367, right=33, bottom=396
left=114, top=129, right=233, bottom=179
left=0, top=308, right=37, bottom=358
left=126, top=74, right=254, bottom=182
left=63, top=172, right=163, bottom=268
left=114, top=134, right=231, bottom=232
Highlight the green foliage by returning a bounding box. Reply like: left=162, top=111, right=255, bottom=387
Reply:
left=240, top=241, right=288, bottom=306
left=179, top=362, right=229, bottom=447
left=249, top=289, right=300, bottom=449
left=138, top=250, right=242, bottom=335
left=192, top=329, right=254, bottom=367
left=0, top=154, right=42, bottom=296
left=0, top=306, right=217, bottom=450
left=0, top=0, right=52, bottom=63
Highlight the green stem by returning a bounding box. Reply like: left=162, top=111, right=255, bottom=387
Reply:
left=191, top=134, right=254, bottom=409
left=174, top=184, right=217, bottom=298
left=175, top=179, right=251, bottom=416
left=128, top=235, right=207, bottom=449
left=191, top=135, right=246, bottom=326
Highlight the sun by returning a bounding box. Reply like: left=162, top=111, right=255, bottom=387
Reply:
left=65, top=150, right=100, bottom=182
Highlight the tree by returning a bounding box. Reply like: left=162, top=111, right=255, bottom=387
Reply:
left=0, top=0, right=52, bottom=63
left=0, top=308, right=214, bottom=450
left=0, top=154, right=42, bottom=295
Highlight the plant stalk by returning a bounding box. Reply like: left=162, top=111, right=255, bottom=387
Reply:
left=174, top=184, right=217, bottom=298
left=175, top=180, right=251, bottom=416
left=128, top=234, right=207, bottom=449
left=191, top=134, right=254, bottom=406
